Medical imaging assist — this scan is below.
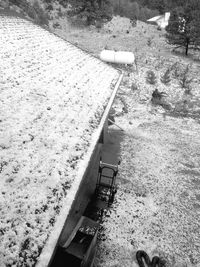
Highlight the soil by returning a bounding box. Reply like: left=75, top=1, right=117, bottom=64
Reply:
left=95, top=101, right=200, bottom=267
left=61, top=17, right=200, bottom=267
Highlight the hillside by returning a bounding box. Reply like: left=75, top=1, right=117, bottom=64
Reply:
left=53, top=16, right=200, bottom=267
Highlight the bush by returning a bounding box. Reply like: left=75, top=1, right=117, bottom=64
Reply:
left=10, top=0, right=50, bottom=26
left=46, top=4, right=53, bottom=11
left=169, top=62, right=181, bottom=79
left=32, top=0, right=49, bottom=26
left=160, top=68, right=171, bottom=85
left=53, top=22, right=61, bottom=29
left=95, top=21, right=102, bottom=29
left=146, top=70, right=157, bottom=85
left=147, top=37, right=153, bottom=47
left=178, top=64, right=193, bottom=89
left=131, top=82, right=138, bottom=91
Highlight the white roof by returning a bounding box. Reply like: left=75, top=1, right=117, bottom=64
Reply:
left=0, top=13, right=121, bottom=267
left=147, top=15, right=163, bottom=22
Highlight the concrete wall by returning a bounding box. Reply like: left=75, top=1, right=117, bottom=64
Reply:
left=57, top=117, right=110, bottom=247
left=58, top=142, right=102, bottom=246
left=48, top=116, right=112, bottom=266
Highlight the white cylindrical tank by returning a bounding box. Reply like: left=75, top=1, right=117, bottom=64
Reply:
left=100, top=50, right=135, bottom=65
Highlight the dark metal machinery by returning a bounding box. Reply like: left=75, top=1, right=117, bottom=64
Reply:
left=50, top=158, right=120, bottom=267
left=94, top=157, right=120, bottom=206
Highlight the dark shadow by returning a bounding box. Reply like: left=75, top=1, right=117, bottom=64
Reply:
left=50, top=247, right=81, bottom=267
left=0, top=7, right=29, bottom=19
left=165, top=110, right=200, bottom=122
left=101, top=126, right=125, bottom=166
left=171, top=48, right=200, bottom=62
left=0, top=7, right=49, bottom=29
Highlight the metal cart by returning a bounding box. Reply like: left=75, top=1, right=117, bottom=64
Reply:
left=94, top=158, right=120, bottom=206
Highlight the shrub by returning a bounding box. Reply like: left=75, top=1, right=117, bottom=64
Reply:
left=95, top=21, right=102, bottom=29
left=169, top=62, right=181, bottom=79
left=46, top=4, right=53, bottom=11
left=147, top=37, right=152, bottom=47
left=160, top=68, right=171, bottom=85
left=146, top=70, right=157, bottom=85
left=131, top=82, right=138, bottom=91
left=178, top=64, right=193, bottom=89
left=184, top=88, right=192, bottom=95
left=12, top=0, right=50, bottom=26
left=53, top=22, right=61, bottom=29
left=32, top=0, right=49, bottom=26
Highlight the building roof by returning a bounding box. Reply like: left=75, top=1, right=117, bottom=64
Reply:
left=0, top=13, right=122, bottom=267
left=147, top=12, right=170, bottom=29
left=147, top=15, right=163, bottom=22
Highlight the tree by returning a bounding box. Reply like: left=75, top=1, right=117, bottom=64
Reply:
left=8, top=0, right=49, bottom=25
left=125, top=1, right=140, bottom=20
left=160, top=68, right=171, bottom=85
left=166, top=0, right=200, bottom=55
left=68, top=0, right=112, bottom=25
left=131, top=1, right=140, bottom=20
left=146, top=70, right=157, bottom=85
left=148, top=0, right=167, bottom=13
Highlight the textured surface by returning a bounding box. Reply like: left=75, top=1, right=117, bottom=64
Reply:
left=0, top=15, right=120, bottom=267
left=54, top=14, right=200, bottom=267
left=95, top=71, right=200, bottom=267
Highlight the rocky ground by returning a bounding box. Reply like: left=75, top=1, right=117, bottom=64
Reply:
left=95, top=83, right=200, bottom=267
left=53, top=16, right=200, bottom=267
left=52, top=15, right=200, bottom=267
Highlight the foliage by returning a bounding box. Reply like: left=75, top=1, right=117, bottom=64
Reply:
left=166, top=0, right=200, bottom=55
left=111, top=0, right=139, bottom=20
left=178, top=64, right=193, bottom=89
left=131, top=82, right=138, bottom=91
left=68, top=0, right=113, bottom=25
left=160, top=68, right=171, bottom=85
left=58, top=0, right=69, bottom=8
left=8, top=0, right=49, bottom=25
left=146, top=70, right=157, bottom=85
left=32, top=0, right=49, bottom=25
left=152, top=88, right=167, bottom=100
left=111, top=0, right=158, bottom=21
left=169, top=62, right=182, bottom=79
left=145, top=0, right=167, bottom=13
left=169, top=62, right=193, bottom=90
left=147, top=37, right=153, bottom=46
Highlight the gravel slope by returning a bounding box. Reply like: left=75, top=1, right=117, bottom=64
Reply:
left=95, top=102, right=200, bottom=267
left=94, top=63, right=200, bottom=266
left=55, top=16, right=200, bottom=267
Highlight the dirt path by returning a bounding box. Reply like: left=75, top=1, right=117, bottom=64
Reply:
left=95, top=101, right=200, bottom=267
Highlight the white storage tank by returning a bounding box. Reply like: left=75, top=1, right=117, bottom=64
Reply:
left=100, top=50, right=135, bottom=65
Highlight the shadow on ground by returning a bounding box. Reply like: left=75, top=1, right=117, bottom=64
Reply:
left=102, top=125, right=125, bottom=166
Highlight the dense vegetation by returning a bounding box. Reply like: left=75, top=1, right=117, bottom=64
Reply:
left=67, top=0, right=113, bottom=25
left=1, top=0, right=199, bottom=24
left=1, top=0, right=200, bottom=55
left=166, top=0, right=200, bottom=55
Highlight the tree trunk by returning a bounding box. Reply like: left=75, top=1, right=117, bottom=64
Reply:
left=185, top=39, right=189, bottom=56
left=98, top=0, right=102, bottom=8
left=86, top=15, right=93, bottom=25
